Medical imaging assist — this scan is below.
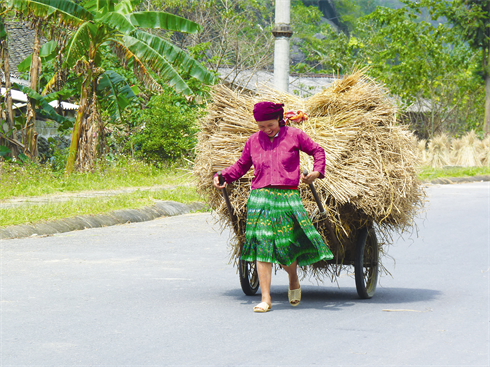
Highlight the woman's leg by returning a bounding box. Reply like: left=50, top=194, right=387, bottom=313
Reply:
left=282, top=260, right=300, bottom=290
left=256, top=261, right=273, bottom=306
left=282, top=260, right=301, bottom=306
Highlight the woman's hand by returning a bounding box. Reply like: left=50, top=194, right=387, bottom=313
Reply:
left=213, top=174, right=227, bottom=189
left=301, top=171, right=320, bottom=185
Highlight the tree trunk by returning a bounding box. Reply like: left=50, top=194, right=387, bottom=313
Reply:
left=0, top=40, right=20, bottom=158
left=485, top=38, right=490, bottom=135
left=75, top=94, right=102, bottom=172
left=485, top=73, right=490, bottom=135
left=65, top=69, right=92, bottom=175
left=24, top=26, right=42, bottom=159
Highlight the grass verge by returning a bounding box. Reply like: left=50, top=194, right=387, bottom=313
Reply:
left=0, top=186, right=204, bottom=228
left=0, top=158, right=192, bottom=199
left=418, top=166, right=490, bottom=181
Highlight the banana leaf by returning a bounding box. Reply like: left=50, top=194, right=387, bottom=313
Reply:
left=97, top=70, right=137, bottom=122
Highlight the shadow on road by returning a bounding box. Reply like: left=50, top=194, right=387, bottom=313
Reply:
left=222, top=285, right=442, bottom=311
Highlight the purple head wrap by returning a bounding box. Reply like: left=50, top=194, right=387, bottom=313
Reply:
left=253, top=102, right=285, bottom=125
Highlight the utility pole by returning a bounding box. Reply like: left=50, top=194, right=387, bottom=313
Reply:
left=273, top=0, right=293, bottom=92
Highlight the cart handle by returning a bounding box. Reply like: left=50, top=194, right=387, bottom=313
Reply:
left=217, top=171, right=236, bottom=222
left=303, top=170, right=326, bottom=215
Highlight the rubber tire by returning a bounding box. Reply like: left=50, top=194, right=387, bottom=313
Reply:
left=354, top=227, right=379, bottom=299
left=239, top=259, right=259, bottom=296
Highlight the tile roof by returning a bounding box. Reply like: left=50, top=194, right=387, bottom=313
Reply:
left=3, top=21, right=46, bottom=80
left=218, top=67, right=339, bottom=97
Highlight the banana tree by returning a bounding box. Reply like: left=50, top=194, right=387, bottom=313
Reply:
left=8, top=0, right=216, bottom=173
left=23, top=19, right=42, bottom=159
left=0, top=15, right=21, bottom=158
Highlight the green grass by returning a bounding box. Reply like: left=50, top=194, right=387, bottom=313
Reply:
left=0, top=186, right=204, bottom=228
left=417, top=166, right=490, bottom=181
left=0, top=158, right=192, bottom=199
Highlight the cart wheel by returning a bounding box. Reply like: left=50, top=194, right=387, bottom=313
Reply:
left=354, top=227, right=379, bottom=299
left=239, top=259, right=259, bottom=295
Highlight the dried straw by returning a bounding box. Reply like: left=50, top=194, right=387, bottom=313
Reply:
left=194, top=70, right=425, bottom=280
left=450, top=137, right=463, bottom=166
left=417, top=139, right=428, bottom=166
left=481, top=136, right=490, bottom=166
left=454, top=131, right=482, bottom=167
left=427, top=134, right=451, bottom=168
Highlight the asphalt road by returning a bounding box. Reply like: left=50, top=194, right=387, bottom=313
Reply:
left=1, top=182, right=489, bottom=366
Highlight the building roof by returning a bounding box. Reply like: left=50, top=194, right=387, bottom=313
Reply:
left=3, top=21, right=45, bottom=79
left=48, top=100, right=79, bottom=110
left=218, top=68, right=339, bottom=97
left=1, top=87, right=79, bottom=111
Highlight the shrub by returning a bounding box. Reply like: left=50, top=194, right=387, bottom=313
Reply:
left=132, top=91, right=201, bottom=162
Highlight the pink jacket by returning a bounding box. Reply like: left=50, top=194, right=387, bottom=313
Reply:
left=221, top=126, right=325, bottom=190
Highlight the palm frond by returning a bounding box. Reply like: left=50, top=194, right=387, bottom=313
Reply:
left=132, top=30, right=215, bottom=85
left=63, top=22, right=97, bottom=68
left=41, top=70, right=59, bottom=95
left=97, top=70, right=137, bottom=122
left=96, top=11, right=135, bottom=35
left=116, top=34, right=193, bottom=95
left=112, top=42, right=163, bottom=93
left=14, top=83, right=74, bottom=125
left=7, top=0, right=92, bottom=28
left=128, top=11, right=201, bottom=34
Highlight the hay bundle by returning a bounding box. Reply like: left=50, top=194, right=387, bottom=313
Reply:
left=194, top=71, right=425, bottom=279
left=427, top=134, right=451, bottom=168
left=453, top=131, right=482, bottom=167
left=481, top=136, right=490, bottom=166
left=417, top=139, right=428, bottom=166
left=449, top=137, right=463, bottom=166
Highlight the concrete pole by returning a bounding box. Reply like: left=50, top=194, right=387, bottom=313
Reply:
left=273, top=0, right=293, bottom=92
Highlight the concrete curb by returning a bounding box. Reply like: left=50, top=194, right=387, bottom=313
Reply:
left=0, top=201, right=206, bottom=240
left=426, top=175, right=490, bottom=185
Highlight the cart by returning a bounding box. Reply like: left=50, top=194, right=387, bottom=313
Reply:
left=218, top=172, right=380, bottom=300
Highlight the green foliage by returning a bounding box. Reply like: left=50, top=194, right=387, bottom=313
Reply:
left=420, top=0, right=490, bottom=52
left=0, top=147, right=31, bottom=164
left=0, top=145, right=11, bottom=157
left=291, top=1, right=485, bottom=137
left=291, top=2, right=359, bottom=73
left=414, top=0, right=490, bottom=134
left=97, top=70, right=137, bottom=123
left=7, top=0, right=217, bottom=173
left=361, top=4, right=485, bottom=136
left=131, top=89, right=202, bottom=162
left=333, top=0, right=363, bottom=31
left=14, top=83, right=75, bottom=128
left=0, top=17, right=7, bottom=40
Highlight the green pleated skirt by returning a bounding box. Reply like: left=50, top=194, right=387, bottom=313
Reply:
left=240, top=187, right=334, bottom=266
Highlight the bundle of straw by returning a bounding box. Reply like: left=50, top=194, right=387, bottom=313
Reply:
left=427, top=134, right=451, bottom=168
left=194, top=70, right=425, bottom=279
left=453, top=131, right=482, bottom=167
left=417, top=139, right=428, bottom=166
left=481, top=136, right=490, bottom=166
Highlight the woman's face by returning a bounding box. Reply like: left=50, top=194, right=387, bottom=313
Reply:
left=257, top=118, right=280, bottom=138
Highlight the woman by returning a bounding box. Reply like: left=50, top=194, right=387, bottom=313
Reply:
left=213, top=101, right=333, bottom=312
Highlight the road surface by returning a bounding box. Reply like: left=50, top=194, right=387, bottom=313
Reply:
left=1, top=182, right=489, bottom=366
